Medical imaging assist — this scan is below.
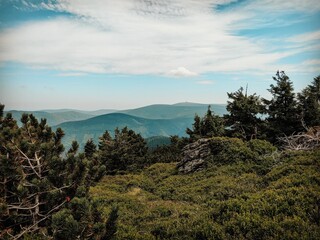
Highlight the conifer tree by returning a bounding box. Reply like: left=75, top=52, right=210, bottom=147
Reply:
left=0, top=112, right=68, bottom=238
left=201, top=106, right=225, bottom=138
left=186, top=114, right=202, bottom=140
left=225, top=87, right=265, bottom=140
left=99, top=127, right=148, bottom=174
left=84, top=139, right=97, bottom=158
left=0, top=107, right=106, bottom=239
left=187, top=106, right=224, bottom=141
left=264, top=71, right=302, bottom=142
left=298, top=75, right=320, bottom=127
left=84, top=139, right=105, bottom=185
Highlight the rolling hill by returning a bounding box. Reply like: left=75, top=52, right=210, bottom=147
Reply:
left=5, top=109, right=117, bottom=126
left=6, top=103, right=227, bottom=150
left=5, top=110, right=95, bottom=126
left=54, top=113, right=194, bottom=149
left=119, top=103, right=227, bottom=119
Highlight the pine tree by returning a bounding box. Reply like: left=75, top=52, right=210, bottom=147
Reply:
left=0, top=112, right=69, bottom=238
left=298, top=75, right=320, bottom=127
left=264, top=71, right=302, bottom=143
left=84, top=139, right=105, bottom=185
left=225, top=87, right=265, bottom=140
left=99, top=127, right=148, bottom=174
left=84, top=139, right=97, bottom=158
left=0, top=108, right=106, bottom=239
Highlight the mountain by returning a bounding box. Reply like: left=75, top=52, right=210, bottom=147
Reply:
left=54, top=113, right=193, bottom=149
left=119, top=103, right=227, bottom=119
left=5, top=110, right=95, bottom=126
left=5, top=108, right=118, bottom=126
left=173, top=102, right=213, bottom=107
left=7, top=102, right=227, bottom=149
left=42, top=109, right=116, bottom=115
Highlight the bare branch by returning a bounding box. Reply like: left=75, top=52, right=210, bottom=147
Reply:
left=278, top=127, right=320, bottom=150
left=12, top=141, right=41, bottom=178
left=12, top=200, right=67, bottom=240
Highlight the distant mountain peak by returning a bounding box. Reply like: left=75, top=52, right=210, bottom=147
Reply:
left=173, top=102, right=210, bottom=107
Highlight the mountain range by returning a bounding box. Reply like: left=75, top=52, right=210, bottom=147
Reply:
left=6, top=103, right=227, bottom=149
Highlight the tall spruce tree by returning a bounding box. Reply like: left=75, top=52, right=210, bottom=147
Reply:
left=264, top=71, right=302, bottom=143
left=298, top=75, right=320, bottom=127
left=225, top=87, right=265, bottom=140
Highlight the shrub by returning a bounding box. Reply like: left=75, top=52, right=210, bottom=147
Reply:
left=247, top=139, right=277, bottom=156
left=208, top=137, right=255, bottom=165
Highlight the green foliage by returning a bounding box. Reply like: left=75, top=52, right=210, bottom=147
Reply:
left=225, top=86, right=265, bottom=140
left=90, top=149, right=320, bottom=239
left=187, top=106, right=225, bottom=141
left=52, top=209, right=79, bottom=240
left=145, top=136, right=171, bottom=150
left=147, top=136, right=187, bottom=164
left=99, top=127, right=148, bottom=174
left=0, top=108, right=107, bottom=239
left=264, top=71, right=303, bottom=143
left=298, top=75, right=320, bottom=127
left=208, top=137, right=255, bottom=165
left=104, top=206, right=119, bottom=240
left=247, top=139, right=277, bottom=156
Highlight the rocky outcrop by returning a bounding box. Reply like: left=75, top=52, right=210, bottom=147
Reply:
left=177, top=138, right=212, bottom=174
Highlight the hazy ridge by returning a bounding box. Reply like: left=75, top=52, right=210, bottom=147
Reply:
left=6, top=103, right=227, bottom=149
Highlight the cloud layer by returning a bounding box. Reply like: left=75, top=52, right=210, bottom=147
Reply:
left=0, top=0, right=319, bottom=75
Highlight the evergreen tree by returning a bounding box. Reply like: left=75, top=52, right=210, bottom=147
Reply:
left=84, top=139, right=106, bottom=185
left=102, top=206, right=118, bottom=240
left=84, top=138, right=97, bottom=158
left=298, top=75, right=320, bottom=127
left=99, top=127, right=148, bottom=174
left=201, top=106, right=225, bottom=138
left=0, top=108, right=106, bottom=239
left=186, top=114, right=202, bottom=140
left=187, top=106, right=225, bottom=141
left=147, top=135, right=188, bottom=164
left=264, top=71, right=302, bottom=143
left=225, top=87, right=265, bottom=140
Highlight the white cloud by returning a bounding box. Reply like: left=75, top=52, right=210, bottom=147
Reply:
left=168, top=67, right=197, bottom=77
left=0, top=0, right=319, bottom=76
left=196, top=80, right=214, bottom=85
left=57, top=72, right=86, bottom=77
left=288, top=30, right=320, bottom=43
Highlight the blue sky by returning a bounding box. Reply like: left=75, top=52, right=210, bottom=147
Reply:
left=0, top=0, right=319, bottom=110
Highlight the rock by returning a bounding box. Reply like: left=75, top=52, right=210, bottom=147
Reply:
left=177, top=138, right=212, bottom=174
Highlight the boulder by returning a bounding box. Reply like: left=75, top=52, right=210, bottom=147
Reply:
left=177, top=138, right=211, bottom=174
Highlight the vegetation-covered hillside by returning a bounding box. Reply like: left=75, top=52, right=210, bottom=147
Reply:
left=90, top=149, right=320, bottom=239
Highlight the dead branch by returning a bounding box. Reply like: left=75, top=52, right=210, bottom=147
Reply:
left=11, top=200, right=67, bottom=240
left=279, top=127, right=320, bottom=150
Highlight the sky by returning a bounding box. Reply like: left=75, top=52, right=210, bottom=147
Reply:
left=0, top=0, right=319, bottom=110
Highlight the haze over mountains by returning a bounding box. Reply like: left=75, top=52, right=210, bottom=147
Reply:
left=6, top=103, right=227, bottom=149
